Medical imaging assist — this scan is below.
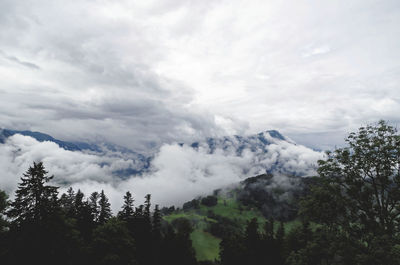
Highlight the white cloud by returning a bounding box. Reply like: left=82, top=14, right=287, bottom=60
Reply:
left=302, top=46, right=331, bottom=58
left=0, top=134, right=323, bottom=211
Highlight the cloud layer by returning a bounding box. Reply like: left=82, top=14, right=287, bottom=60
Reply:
left=0, top=0, right=399, bottom=150
left=0, top=134, right=323, bottom=211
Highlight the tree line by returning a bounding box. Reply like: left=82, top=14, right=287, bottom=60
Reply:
left=0, top=161, right=197, bottom=265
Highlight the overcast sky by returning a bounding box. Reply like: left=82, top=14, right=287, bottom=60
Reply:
left=1, top=0, right=399, bottom=151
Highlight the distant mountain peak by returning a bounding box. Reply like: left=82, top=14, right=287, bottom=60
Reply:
left=0, top=129, right=91, bottom=151
left=0, top=128, right=151, bottom=176
left=261, top=130, right=286, bottom=141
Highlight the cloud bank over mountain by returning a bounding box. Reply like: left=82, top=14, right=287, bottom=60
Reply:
left=0, top=133, right=323, bottom=211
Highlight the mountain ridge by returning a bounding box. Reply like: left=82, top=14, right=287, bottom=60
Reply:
left=0, top=128, right=320, bottom=178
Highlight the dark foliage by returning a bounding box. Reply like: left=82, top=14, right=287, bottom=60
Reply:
left=98, top=190, right=112, bottom=225
left=183, top=199, right=200, bottom=211
left=160, top=206, right=175, bottom=215
left=91, top=217, right=136, bottom=265
left=205, top=212, right=241, bottom=238
left=201, top=196, right=218, bottom=207
left=220, top=217, right=285, bottom=265
left=0, top=190, right=8, bottom=231
left=294, top=120, right=400, bottom=265
left=0, top=162, right=197, bottom=265
left=236, top=173, right=313, bottom=221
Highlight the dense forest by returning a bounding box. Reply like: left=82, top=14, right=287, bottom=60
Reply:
left=1, top=121, right=400, bottom=265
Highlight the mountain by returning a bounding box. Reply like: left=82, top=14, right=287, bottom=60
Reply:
left=0, top=128, right=151, bottom=176
left=188, top=130, right=288, bottom=153
left=0, top=128, right=100, bottom=151
left=186, top=130, right=320, bottom=177
left=0, top=128, right=320, bottom=178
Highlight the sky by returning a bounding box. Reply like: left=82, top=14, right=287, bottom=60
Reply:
left=1, top=0, right=400, bottom=151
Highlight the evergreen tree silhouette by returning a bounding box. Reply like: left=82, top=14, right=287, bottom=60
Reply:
left=73, top=189, right=95, bottom=243
left=6, top=162, right=81, bottom=265
left=261, top=219, right=285, bottom=265
left=118, top=191, right=134, bottom=221
left=60, top=187, right=76, bottom=218
left=135, top=194, right=153, bottom=265
left=0, top=190, right=9, bottom=261
left=152, top=204, right=162, bottom=239
left=8, top=162, right=59, bottom=224
left=0, top=190, right=8, bottom=232
left=244, top=218, right=262, bottom=264
left=98, top=190, right=112, bottom=225
left=144, top=194, right=152, bottom=229
left=89, top=191, right=100, bottom=223
left=152, top=204, right=162, bottom=265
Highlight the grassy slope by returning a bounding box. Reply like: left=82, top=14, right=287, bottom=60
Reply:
left=163, top=194, right=301, bottom=261
left=191, top=229, right=221, bottom=261
left=163, top=212, right=221, bottom=261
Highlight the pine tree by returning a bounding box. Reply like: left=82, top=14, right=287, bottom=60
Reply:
left=135, top=204, right=144, bottom=216
left=152, top=204, right=162, bottom=238
left=0, top=190, right=8, bottom=232
left=89, top=191, right=100, bottom=222
left=6, top=162, right=83, bottom=265
left=60, top=187, right=76, bottom=218
left=74, top=189, right=85, bottom=214
left=136, top=194, right=153, bottom=265
left=98, top=190, right=112, bottom=225
left=74, top=189, right=91, bottom=221
left=0, top=190, right=8, bottom=263
left=118, top=191, right=134, bottom=221
left=144, top=194, right=151, bottom=222
left=0, top=190, right=9, bottom=261
left=143, top=194, right=152, bottom=237
left=152, top=204, right=162, bottom=265
left=74, top=189, right=95, bottom=242
left=244, top=218, right=262, bottom=264
left=8, top=162, right=59, bottom=225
